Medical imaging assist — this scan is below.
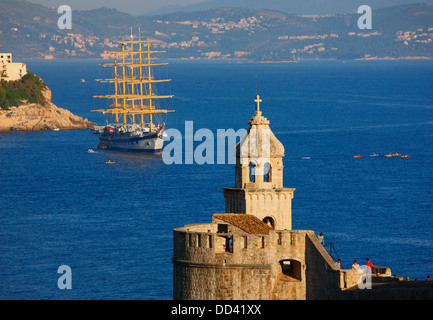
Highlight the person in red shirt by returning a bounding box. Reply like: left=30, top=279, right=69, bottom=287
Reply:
left=365, top=258, right=373, bottom=272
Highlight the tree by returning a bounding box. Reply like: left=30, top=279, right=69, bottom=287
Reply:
left=0, top=72, right=47, bottom=110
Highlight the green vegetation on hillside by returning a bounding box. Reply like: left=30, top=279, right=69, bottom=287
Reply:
left=0, top=72, right=47, bottom=110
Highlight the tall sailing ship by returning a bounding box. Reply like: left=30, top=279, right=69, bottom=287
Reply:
left=92, top=28, right=174, bottom=151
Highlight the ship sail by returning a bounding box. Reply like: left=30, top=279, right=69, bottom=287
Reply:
left=91, top=27, right=174, bottom=152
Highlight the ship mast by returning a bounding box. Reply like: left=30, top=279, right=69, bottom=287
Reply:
left=93, top=27, right=174, bottom=131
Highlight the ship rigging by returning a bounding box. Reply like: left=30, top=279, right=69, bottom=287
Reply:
left=91, top=27, right=174, bottom=151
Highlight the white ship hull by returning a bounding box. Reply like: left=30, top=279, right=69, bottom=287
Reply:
left=94, top=124, right=165, bottom=152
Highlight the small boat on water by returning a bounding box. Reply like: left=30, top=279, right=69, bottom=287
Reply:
left=88, top=149, right=96, bottom=153
left=370, top=153, right=379, bottom=157
left=106, top=160, right=115, bottom=164
left=401, top=155, right=410, bottom=158
left=353, top=155, right=363, bottom=158
left=385, top=153, right=394, bottom=157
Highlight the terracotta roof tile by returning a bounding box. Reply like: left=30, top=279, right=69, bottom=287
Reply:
left=213, top=214, right=271, bottom=234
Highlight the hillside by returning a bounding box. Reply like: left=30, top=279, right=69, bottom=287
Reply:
left=145, top=0, right=433, bottom=15
left=0, top=72, right=94, bottom=131
left=1, top=0, right=432, bottom=61
left=0, top=101, right=95, bottom=131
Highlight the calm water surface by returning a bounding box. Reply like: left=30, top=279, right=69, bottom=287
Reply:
left=0, top=59, right=432, bottom=299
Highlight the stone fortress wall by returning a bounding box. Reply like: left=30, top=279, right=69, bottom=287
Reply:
left=173, top=215, right=366, bottom=300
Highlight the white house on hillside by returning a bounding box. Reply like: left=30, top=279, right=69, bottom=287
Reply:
left=0, top=53, right=27, bottom=81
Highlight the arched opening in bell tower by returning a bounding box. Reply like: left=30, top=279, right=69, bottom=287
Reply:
left=263, top=162, right=271, bottom=182
left=263, top=216, right=275, bottom=229
left=249, top=162, right=256, bottom=182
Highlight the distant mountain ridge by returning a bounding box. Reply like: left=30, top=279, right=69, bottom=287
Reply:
left=145, top=0, right=433, bottom=15
left=1, top=0, right=432, bottom=61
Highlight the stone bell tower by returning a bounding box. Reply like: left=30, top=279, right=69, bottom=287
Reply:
left=223, top=94, right=295, bottom=230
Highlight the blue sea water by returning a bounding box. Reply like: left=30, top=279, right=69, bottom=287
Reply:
left=0, top=59, right=432, bottom=299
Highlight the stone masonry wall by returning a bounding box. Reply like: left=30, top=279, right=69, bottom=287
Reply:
left=172, top=223, right=379, bottom=300
left=304, top=232, right=343, bottom=299
left=173, top=224, right=315, bottom=300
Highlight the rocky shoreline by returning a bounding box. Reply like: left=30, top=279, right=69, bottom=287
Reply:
left=0, top=87, right=95, bottom=132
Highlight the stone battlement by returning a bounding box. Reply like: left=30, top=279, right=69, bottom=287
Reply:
left=173, top=216, right=368, bottom=300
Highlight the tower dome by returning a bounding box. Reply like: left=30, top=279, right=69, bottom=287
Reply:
left=236, top=94, right=285, bottom=158
left=234, top=94, right=285, bottom=189
left=224, top=94, right=295, bottom=230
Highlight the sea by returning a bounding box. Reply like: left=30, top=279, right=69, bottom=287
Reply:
left=0, top=59, right=432, bottom=300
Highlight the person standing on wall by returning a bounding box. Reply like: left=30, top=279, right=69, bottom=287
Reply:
left=317, top=232, right=324, bottom=245
left=365, top=258, right=373, bottom=272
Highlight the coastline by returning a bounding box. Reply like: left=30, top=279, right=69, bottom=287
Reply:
left=255, top=56, right=433, bottom=63
left=0, top=103, right=95, bottom=132
left=21, top=56, right=433, bottom=63
left=355, top=56, right=433, bottom=61
left=0, top=87, right=95, bottom=132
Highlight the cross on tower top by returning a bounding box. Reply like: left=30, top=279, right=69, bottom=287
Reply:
left=254, top=94, right=262, bottom=113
